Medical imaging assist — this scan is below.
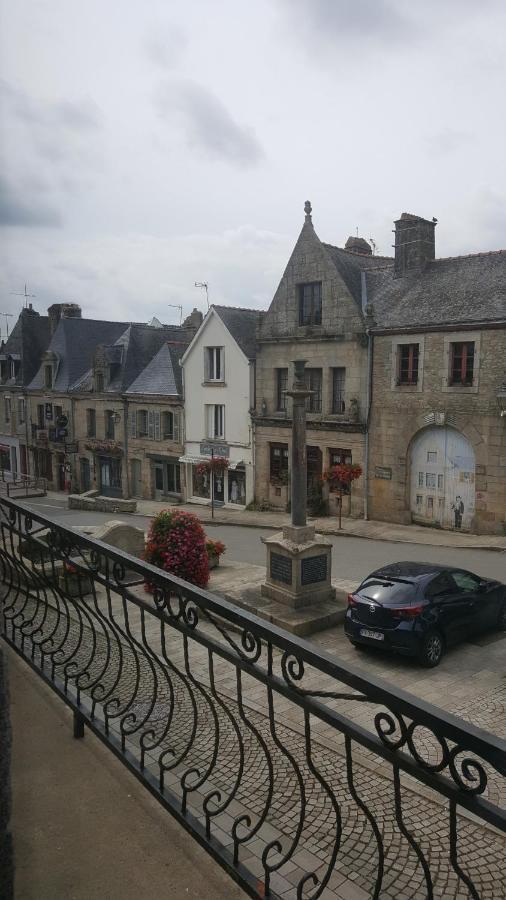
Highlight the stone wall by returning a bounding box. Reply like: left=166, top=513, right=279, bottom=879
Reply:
left=368, top=327, right=506, bottom=534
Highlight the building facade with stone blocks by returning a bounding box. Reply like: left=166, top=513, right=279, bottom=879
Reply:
left=365, top=215, right=506, bottom=535
left=24, top=303, right=201, bottom=498
left=253, top=203, right=380, bottom=517
left=181, top=305, right=263, bottom=509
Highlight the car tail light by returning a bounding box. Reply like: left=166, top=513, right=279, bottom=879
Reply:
left=347, top=593, right=357, bottom=607
left=394, top=605, right=423, bottom=620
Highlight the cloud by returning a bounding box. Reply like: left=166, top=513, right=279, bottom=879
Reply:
left=425, top=129, right=474, bottom=158
left=155, top=80, right=264, bottom=166
left=0, top=175, right=61, bottom=227
left=144, top=23, right=188, bottom=70
left=0, top=224, right=291, bottom=322
left=277, top=0, right=412, bottom=48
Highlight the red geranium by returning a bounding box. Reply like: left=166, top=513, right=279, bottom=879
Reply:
left=144, top=508, right=209, bottom=590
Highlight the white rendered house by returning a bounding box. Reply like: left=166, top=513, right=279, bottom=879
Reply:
left=180, top=305, right=263, bottom=508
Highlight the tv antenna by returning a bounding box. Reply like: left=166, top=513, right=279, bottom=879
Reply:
left=10, top=283, right=36, bottom=308
left=167, top=303, right=183, bottom=325
left=194, top=281, right=209, bottom=309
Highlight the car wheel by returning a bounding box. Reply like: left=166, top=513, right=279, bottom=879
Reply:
left=418, top=630, right=444, bottom=668
left=498, top=601, right=506, bottom=631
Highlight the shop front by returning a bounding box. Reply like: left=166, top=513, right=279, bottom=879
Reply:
left=181, top=443, right=250, bottom=508
left=98, top=454, right=123, bottom=498
left=149, top=454, right=182, bottom=501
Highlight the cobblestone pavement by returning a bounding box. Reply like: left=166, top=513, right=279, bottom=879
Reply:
left=5, top=577, right=504, bottom=900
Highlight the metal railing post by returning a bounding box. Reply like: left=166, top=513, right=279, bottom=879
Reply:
left=73, top=711, right=85, bottom=739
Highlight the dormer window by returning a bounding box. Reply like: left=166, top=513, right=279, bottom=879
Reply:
left=95, top=372, right=104, bottom=392
left=44, top=365, right=53, bottom=389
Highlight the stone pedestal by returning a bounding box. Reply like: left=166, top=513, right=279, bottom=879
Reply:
left=261, top=523, right=336, bottom=609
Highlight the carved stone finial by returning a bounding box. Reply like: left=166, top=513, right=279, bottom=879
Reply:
left=304, top=200, right=312, bottom=222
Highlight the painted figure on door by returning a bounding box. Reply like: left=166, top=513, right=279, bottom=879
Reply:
left=452, top=496, right=464, bottom=529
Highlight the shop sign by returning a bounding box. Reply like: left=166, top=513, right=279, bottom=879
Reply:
left=375, top=466, right=392, bottom=480
left=199, top=442, right=230, bottom=458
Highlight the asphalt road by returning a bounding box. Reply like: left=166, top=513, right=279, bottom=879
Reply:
left=19, top=495, right=506, bottom=584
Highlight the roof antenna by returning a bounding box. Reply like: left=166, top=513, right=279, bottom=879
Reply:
left=194, top=281, right=209, bottom=310
left=10, top=283, right=36, bottom=308
left=167, top=303, right=183, bottom=325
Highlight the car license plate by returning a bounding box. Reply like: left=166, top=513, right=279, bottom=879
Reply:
left=360, top=629, right=384, bottom=641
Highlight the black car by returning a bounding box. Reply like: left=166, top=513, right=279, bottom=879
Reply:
left=344, top=562, right=506, bottom=667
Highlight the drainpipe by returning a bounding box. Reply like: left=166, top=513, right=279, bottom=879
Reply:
left=23, top=391, right=30, bottom=476
left=70, top=396, right=76, bottom=492
left=361, top=271, right=374, bottom=521
left=123, top=397, right=130, bottom=498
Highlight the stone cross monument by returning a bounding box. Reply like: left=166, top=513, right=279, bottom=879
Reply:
left=261, top=360, right=335, bottom=609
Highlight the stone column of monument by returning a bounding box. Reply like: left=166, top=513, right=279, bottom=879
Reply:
left=261, top=360, right=335, bottom=609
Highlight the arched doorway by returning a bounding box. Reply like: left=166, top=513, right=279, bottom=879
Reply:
left=410, top=427, right=475, bottom=531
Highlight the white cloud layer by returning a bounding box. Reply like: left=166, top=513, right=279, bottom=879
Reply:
left=0, top=0, right=505, bottom=323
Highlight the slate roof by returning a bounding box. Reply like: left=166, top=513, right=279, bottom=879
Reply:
left=0, top=309, right=51, bottom=387
left=323, top=243, right=393, bottom=310
left=212, top=305, right=265, bottom=359
left=322, top=240, right=506, bottom=330
left=70, top=323, right=193, bottom=394
left=126, top=341, right=186, bottom=395
left=366, top=250, right=506, bottom=330
left=28, top=318, right=129, bottom=391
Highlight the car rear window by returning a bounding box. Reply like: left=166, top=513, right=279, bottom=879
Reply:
left=356, top=579, right=418, bottom=605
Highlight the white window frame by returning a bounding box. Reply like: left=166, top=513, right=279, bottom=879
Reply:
left=205, top=347, right=224, bottom=382
left=205, top=404, right=225, bottom=439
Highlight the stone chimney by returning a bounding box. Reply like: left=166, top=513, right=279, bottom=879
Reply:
left=183, top=307, right=204, bottom=332
left=48, top=302, right=82, bottom=335
left=345, top=236, right=372, bottom=256
left=394, top=213, right=436, bottom=275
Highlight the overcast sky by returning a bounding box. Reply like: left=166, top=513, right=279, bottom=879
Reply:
left=1, top=0, right=505, bottom=331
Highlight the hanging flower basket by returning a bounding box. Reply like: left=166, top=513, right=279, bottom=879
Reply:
left=196, top=456, right=229, bottom=475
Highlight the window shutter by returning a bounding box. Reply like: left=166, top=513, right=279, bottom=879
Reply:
left=173, top=410, right=180, bottom=443
left=129, top=410, right=137, bottom=438
left=154, top=411, right=161, bottom=441
left=148, top=410, right=155, bottom=440
left=204, top=348, right=209, bottom=381
left=220, top=348, right=225, bottom=382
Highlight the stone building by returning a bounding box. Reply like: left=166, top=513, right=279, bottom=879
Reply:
left=0, top=305, right=50, bottom=477
left=365, top=214, right=506, bottom=535
left=68, top=316, right=200, bottom=500
left=253, top=202, right=387, bottom=517
left=181, top=305, right=263, bottom=508
left=27, top=305, right=128, bottom=491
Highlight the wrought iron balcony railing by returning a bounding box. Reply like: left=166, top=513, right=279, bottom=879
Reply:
left=0, top=495, right=504, bottom=900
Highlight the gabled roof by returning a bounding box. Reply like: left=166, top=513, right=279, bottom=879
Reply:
left=181, top=304, right=265, bottom=365
left=366, top=250, right=506, bottom=330
left=28, top=318, right=129, bottom=391
left=211, top=305, right=265, bottom=359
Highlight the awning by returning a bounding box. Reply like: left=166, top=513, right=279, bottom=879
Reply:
left=228, top=460, right=244, bottom=470
left=178, top=455, right=206, bottom=465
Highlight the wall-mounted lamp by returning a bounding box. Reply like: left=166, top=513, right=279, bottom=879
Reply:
left=496, top=384, right=506, bottom=418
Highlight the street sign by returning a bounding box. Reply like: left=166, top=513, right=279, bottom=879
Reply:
left=65, top=442, right=78, bottom=454
left=199, top=442, right=230, bottom=458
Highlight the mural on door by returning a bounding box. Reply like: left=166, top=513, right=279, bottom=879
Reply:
left=410, top=426, right=475, bottom=531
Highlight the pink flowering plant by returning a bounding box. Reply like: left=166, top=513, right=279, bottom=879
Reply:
left=144, top=508, right=210, bottom=590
